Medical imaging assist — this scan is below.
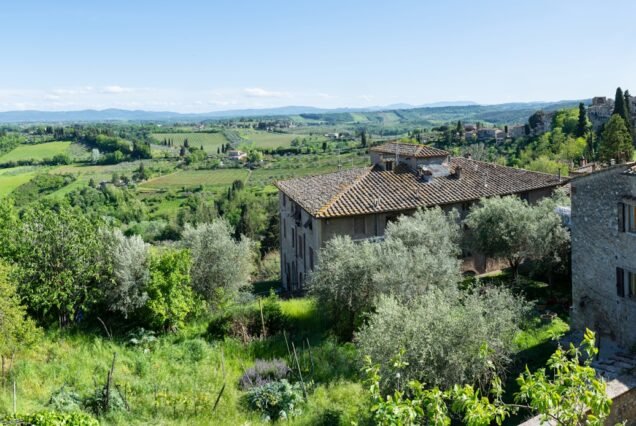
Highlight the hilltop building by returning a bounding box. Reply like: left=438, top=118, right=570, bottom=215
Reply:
left=276, top=142, right=565, bottom=291
left=571, top=163, right=636, bottom=348
left=587, top=96, right=636, bottom=131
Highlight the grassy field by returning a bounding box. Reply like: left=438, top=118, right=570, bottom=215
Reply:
left=0, top=142, right=73, bottom=163
left=139, top=169, right=249, bottom=190
left=151, top=132, right=228, bottom=154
left=0, top=167, right=38, bottom=197
left=0, top=298, right=365, bottom=425
left=239, top=131, right=301, bottom=149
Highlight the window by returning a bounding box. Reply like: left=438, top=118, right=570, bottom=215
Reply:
left=309, top=247, right=314, bottom=271
left=385, top=160, right=393, bottom=171
left=628, top=204, right=636, bottom=234
left=354, top=216, right=365, bottom=235
left=283, top=194, right=286, bottom=207
left=617, top=267, right=625, bottom=297
left=283, top=219, right=286, bottom=239
left=298, top=234, right=303, bottom=259
left=629, top=270, right=636, bottom=298
left=617, top=267, right=636, bottom=298
left=291, top=228, right=295, bottom=248
left=619, top=202, right=636, bottom=233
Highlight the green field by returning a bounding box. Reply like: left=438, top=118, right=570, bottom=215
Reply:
left=0, top=167, right=38, bottom=197
left=151, top=132, right=228, bottom=154
left=0, top=141, right=73, bottom=163
left=239, top=131, right=301, bottom=149
left=140, top=169, right=249, bottom=189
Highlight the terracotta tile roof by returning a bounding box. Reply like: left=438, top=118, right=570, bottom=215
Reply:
left=276, top=157, right=565, bottom=218
left=370, top=142, right=449, bottom=158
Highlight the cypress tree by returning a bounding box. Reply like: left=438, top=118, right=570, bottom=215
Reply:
left=576, top=102, right=588, bottom=137
left=613, top=87, right=629, bottom=127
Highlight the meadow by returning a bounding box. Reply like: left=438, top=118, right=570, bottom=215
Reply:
left=139, top=169, right=249, bottom=190
left=239, top=131, right=302, bottom=149
left=0, top=167, right=38, bottom=197
left=0, top=142, right=73, bottom=163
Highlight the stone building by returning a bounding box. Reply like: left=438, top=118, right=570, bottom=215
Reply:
left=275, top=142, right=565, bottom=291
left=571, top=163, right=636, bottom=348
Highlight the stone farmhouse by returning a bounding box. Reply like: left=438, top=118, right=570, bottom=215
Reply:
left=587, top=95, right=636, bottom=131
left=571, top=162, right=636, bottom=348
left=275, top=142, right=565, bottom=291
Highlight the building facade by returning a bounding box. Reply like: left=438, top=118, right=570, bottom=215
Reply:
left=276, top=142, right=564, bottom=292
left=571, top=163, right=636, bottom=348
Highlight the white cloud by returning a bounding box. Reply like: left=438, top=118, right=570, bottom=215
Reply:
left=100, top=85, right=135, bottom=94
left=243, top=87, right=289, bottom=98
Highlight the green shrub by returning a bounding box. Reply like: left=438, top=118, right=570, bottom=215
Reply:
left=1, top=411, right=99, bottom=426
left=245, top=379, right=304, bottom=421
left=47, top=386, right=83, bottom=412
left=207, top=311, right=233, bottom=340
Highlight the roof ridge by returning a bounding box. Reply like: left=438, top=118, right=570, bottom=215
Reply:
left=316, top=167, right=372, bottom=217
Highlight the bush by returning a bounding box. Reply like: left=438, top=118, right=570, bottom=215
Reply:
left=239, top=358, right=291, bottom=390
left=47, top=386, right=83, bottom=412
left=207, top=294, right=288, bottom=342
left=355, top=285, right=530, bottom=391
left=245, top=379, right=304, bottom=421
left=1, top=411, right=99, bottom=426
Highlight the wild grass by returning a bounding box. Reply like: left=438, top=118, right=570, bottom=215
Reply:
left=0, top=167, right=38, bottom=197
left=0, top=297, right=366, bottom=425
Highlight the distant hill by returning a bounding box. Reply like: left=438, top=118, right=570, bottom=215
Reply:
left=0, top=99, right=585, bottom=124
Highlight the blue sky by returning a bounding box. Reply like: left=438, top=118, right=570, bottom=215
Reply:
left=1, top=0, right=635, bottom=112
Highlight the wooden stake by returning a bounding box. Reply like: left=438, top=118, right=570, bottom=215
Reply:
left=291, top=342, right=307, bottom=400
left=12, top=380, right=16, bottom=414
left=258, top=298, right=266, bottom=340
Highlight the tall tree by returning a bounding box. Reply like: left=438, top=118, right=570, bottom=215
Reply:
left=613, top=87, right=631, bottom=133
left=15, top=206, right=104, bottom=326
left=576, top=102, right=588, bottom=137
left=599, top=114, right=633, bottom=163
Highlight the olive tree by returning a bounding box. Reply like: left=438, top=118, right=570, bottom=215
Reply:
left=356, top=285, right=530, bottom=391
left=182, top=220, right=255, bottom=308
left=100, top=229, right=150, bottom=318
left=310, top=207, right=462, bottom=339
left=464, top=195, right=569, bottom=279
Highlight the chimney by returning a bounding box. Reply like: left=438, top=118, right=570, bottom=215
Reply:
left=610, top=158, right=616, bottom=166
left=581, top=158, right=587, bottom=167
left=464, top=153, right=472, bottom=160
left=455, top=165, right=462, bottom=179
left=557, top=168, right=561, bottom=183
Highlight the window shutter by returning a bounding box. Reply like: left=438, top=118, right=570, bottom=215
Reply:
left=618, top=202, right=626, bottom=232
left=617, top=267, right=625, bottom=297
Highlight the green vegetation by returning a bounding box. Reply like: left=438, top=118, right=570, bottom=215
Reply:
left=151, top=132, right=228, bottom=154
left=0, top=141, right=73, bottom=163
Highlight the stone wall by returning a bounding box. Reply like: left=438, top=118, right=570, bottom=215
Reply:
left=570, top=165, right=636, bottom=348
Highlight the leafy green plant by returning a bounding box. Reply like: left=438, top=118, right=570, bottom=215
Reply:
left=245, top=379, right=304, bottom=421
left=363, top=330, right=615, bottom=426
left=1, top=411, right=99, bottom=426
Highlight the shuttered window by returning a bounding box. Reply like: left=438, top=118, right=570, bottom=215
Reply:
left=618, top=202, right=626, bottom=232
left=617, top=267, right=625, bottom=297
left=628, top=204, right=636, bottom=234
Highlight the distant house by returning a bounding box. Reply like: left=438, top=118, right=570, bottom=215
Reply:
left=228, top=150, right=247, bottom=161
left=476, top=128, right=504, bottom=142
left=509, top=125, right=526, bottom=139
left=276, top=142, right=565, bottom=291
left=571, top=162, right=636, bottom=348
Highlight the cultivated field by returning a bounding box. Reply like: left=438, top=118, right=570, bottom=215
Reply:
left=151, top=132, right=228, bottom=154
left=239, top=131, right=300, bottom=149
left=0, top=141, right=72, bottom=163
left=139, top=169, right=249, bottom=189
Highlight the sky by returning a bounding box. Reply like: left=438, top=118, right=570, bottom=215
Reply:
left=1, top=0, right=635, bottom=112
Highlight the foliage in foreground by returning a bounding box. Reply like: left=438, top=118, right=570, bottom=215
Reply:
left=356, top=285, right=530, bottom=391
left=365, top=329, right=614, bottom=426
left=1, top=410, right=99, bottom=426
left=310, top=207, right=461, bottom=339
left=245, top=379, right=305, bottom=422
